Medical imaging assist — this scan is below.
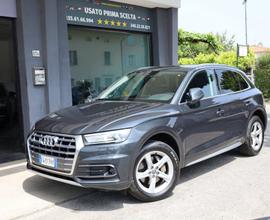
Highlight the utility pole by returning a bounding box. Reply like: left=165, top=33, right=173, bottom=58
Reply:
left=243, top=0, right=248, bottom=45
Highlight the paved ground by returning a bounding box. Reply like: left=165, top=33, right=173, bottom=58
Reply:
left=1, top=104, right=270, bottom=220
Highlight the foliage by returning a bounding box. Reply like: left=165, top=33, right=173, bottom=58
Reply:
left=255, top=54, right=270, bottom=98
left=178, top=29, right=255, bottom=72
left=215, top=32, right=235, bottom=51
left=179, top=50, right=255, bottom=71
left=178, top=29, right=222, bottom=58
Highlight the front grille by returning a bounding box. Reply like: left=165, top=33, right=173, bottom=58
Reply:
left=28, top=131, right=76, bottom=173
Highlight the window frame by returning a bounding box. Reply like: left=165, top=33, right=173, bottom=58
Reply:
left=178, top=67, right=252, bottom=105
left=215, top=68, right=251, bottom=95
left=179, top=68, right=219, bottom=103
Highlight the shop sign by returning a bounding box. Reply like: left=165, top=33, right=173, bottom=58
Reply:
left=66, top=0, right=153, bottom=32
left=237, top=44, right=248, bottom=57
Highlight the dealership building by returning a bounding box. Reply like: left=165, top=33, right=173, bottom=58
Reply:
left=0, top=0, right=180, bottom=162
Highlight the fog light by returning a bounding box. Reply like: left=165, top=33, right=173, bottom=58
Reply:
left=88, top=165, right=116, bottom=177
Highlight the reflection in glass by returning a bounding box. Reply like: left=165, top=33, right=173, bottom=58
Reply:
left=68, top=27, right=151, bottom=105
left=98, top=70, right=187, bottom=103
left=216, top=70, right=249, bottom=94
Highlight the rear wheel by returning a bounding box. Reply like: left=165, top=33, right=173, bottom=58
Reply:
left=239, top=116, right=264, bottom=156
left=129, top=141, right=179, bottom=202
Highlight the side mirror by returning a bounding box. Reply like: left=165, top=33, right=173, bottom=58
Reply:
left=187, top=88, right=204, bottom=107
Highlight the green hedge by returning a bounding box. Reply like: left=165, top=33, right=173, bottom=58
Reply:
left=179, top=50, right=255, bottom=72
left=255, top=55, right=270, bottom=98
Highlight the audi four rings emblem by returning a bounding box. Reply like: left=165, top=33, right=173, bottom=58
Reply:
left=39, top=135, right=59, bottom=147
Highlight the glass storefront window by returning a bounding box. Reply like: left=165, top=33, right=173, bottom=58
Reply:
left=68, top=26, right=151, bottom=105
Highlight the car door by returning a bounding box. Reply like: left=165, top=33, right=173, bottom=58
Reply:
left=214, top=69, right=249, bottom=144
left=178, top=69, right=230, bottom=166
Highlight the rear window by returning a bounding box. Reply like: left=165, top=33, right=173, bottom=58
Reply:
left=215, top=70, right=249, bottom=94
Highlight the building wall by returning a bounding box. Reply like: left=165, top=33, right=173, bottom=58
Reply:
left=0, top=0, right=17, bottom=17
left=16, top=0, right=72, bottom=139
left=254, top=52, right=270, bottom=60
left=15, top=0, right=179, bottom=139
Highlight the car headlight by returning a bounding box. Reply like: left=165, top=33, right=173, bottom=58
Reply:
left=83, top=129, right=131, bottom=145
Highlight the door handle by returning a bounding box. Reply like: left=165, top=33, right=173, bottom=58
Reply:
left=216, top=109, right=225, bottom=116
left=245, top=100, right=251, bottom=106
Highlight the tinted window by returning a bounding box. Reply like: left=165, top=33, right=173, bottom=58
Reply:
left=98, top=70, right=187, bottom=103
left=181, top=70, right=219, bottom=102
left=235, top=72, right=249, bottom=90
left=216, top=70, right=249, bottom=94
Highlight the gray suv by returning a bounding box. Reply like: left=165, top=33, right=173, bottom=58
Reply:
left=26, top=64, right=267, bottom=202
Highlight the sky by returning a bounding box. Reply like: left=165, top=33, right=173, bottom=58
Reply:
left=178, top=0, right=270, bottom=47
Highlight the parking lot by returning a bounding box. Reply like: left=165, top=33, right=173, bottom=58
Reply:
left=1, top=107, right=269, bottom=220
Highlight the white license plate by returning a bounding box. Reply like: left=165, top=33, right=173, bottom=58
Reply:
left=39, top=155, right=56, bottom=168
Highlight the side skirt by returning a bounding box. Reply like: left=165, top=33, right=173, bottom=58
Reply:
left=184, top=141, right=242, bottom=167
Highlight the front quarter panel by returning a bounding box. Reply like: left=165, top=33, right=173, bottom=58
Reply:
left=126, top=115, right=185, bottom=180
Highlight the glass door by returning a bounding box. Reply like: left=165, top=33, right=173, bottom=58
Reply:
left=0, top=18, right=23, bottom=163
left=68, top=26, right=151, bottom=105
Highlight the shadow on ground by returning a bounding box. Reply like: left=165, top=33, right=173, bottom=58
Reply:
left=252, top=217, right=270, bottom=220
left=23, top=150, right=239, bottom=212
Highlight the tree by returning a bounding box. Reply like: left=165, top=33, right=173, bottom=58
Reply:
left=178, top=29, right=255, bottom=72
left=215, top=32, right=235, bottom=51
left=178, top=29, right=221, bottom=59
left=255, top=54, right=270, bottom=98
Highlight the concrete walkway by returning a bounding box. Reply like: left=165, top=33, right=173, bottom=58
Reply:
left=1, top=108, right=270, bottom=220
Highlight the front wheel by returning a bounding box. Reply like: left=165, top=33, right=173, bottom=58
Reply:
left=129, top=141, right=180, bottom=202
left=239, top=116, right=265, bottom=156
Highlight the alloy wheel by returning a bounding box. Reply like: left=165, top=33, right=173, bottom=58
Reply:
left=250, top=121, right=263, bottom=151
left=135, top=150, right=174, bottom=194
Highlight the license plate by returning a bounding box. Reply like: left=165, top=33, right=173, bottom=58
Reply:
left=39, top=155, right=56, bottom=168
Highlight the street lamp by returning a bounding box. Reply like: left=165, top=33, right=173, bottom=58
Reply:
left=237, top=0, right=249, bottom=67
left=243, top=0, right=248, bottom=45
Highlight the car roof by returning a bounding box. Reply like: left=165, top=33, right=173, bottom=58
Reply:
left=136, top=64, right=241, bottom=73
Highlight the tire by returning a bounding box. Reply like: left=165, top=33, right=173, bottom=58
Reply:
left=129, top=141, right=180, bottom=202
left=239, top=116, right=265, bottom=156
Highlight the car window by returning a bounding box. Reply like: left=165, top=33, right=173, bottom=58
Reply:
left=181, top=70, right=219, bottom=103
left=234, top=71, right=249, bottom=90
left=98, top=69, right=187, bottom=103
left=216, top=69, right=249, bottom=94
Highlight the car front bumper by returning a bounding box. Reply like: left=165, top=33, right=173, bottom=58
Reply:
left=26, top=131, right=138, bottom=191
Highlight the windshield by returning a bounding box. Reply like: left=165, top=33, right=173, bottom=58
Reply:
left=97, top=69, right=187, bottom=103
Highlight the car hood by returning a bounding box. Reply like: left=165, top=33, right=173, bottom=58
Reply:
left=35, top=101, right=179, bottom=135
